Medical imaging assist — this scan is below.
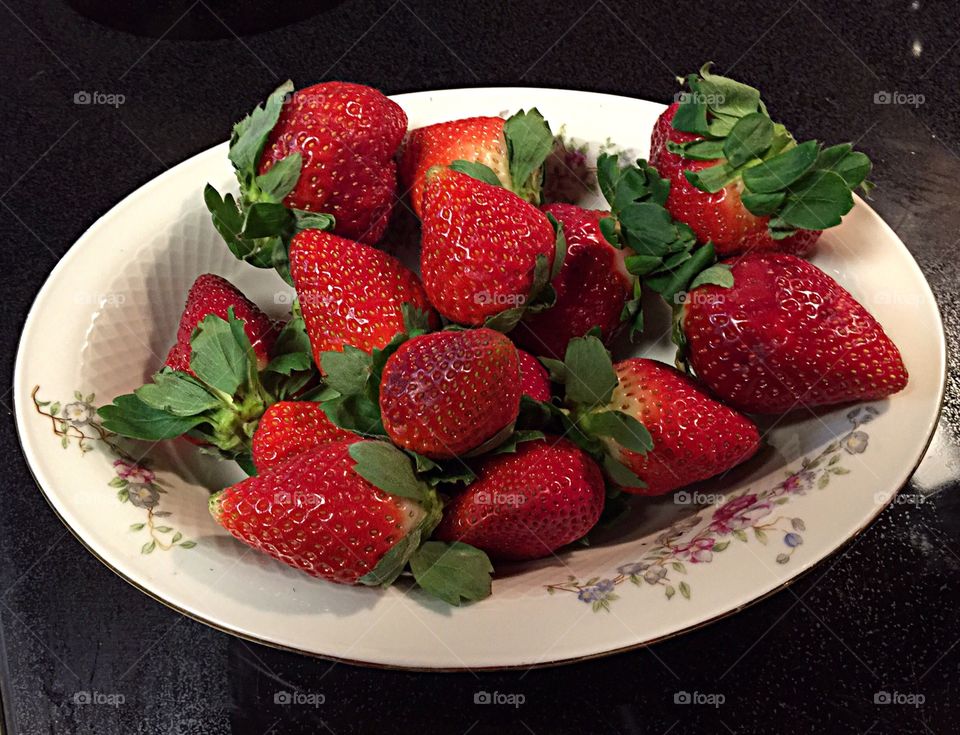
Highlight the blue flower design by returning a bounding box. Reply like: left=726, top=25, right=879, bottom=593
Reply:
left=577, top=579, right=616, bottom=603
left=784, top=532, right=804, bottom=548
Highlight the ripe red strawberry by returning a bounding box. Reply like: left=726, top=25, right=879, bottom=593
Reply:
left=434, top=437, right=605, bottom=560
left=513, top=203, right=633, bottom=359
left=289, top=229, right=437, bottom=362
left=517, top=349, right=551, bottom=401
left=399, top=109, right=553, bottom=219
left=164, top=274, right=277, bottom=374
left=210, top=440, right=427, bottom=584
left=682, top=252, right=908, bottom=413
left=603, top=359, right=760, bottom=495
left=420, top=169, right=557, bottom=326
left=379, top=328, right=521, bottom=459
left=399, top=116, right=508, bottom=218
left=251, top=401, right=356, bottom=472
left=259, top=82, right=407, bottom=244
left=649, top=103, right=821, bottom=257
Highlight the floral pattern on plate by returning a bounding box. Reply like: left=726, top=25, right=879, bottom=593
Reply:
left=548, top=406, right=879, bottom=611
left=31, top=387, right=197, bottom=553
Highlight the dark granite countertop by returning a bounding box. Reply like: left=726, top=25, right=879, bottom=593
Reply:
left=1, top=1, right=958, bottom=733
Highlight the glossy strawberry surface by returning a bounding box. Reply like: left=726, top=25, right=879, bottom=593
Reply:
left=683, top=253, right=909, bottom=413
left=420, top=169, right=556, bottom=326
left=259, top=82, right=407, bottom=244
left=251, top=401, right=356, bottom=472
left=516, top=349, right=551, bottom=401
left=649, top=103, right=820, bottom=257
left=289, top=229, right=437, bottom=362
left=607, top=358, right=760, bottom=495
left=164, top=273, right=277, bottom=374
left=434, top=437, right=605, bottom=560
left=379, top=329, right=522, bottom=459
left=399, top=116, right=508, bottom=218
left=211, top=440, right=424, bottom=584
left=513, top=203, right=632, bottom=359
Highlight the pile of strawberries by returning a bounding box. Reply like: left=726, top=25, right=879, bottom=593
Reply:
left=99, top=64, right=908, bottom=605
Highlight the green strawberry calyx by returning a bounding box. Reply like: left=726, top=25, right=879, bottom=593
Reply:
left=204, top=80, right=336, bottom=284
left=349, top=440, right=494, bottom=605
left=669, top=62, right=874, bottom=240
left=448, top=107, right=555, bottom=205
left=519, top=334, right=653, bottom=490
left=98, top=307, right=317, bottom=474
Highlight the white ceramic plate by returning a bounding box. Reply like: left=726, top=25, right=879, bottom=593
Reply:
left=14, top=88, right=945, bottom=669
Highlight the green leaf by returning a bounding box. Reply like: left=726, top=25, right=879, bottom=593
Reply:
left=602, top=454, right=646, bottom=488
left=98, top=395, right=206, bottom=440
left=775, top=170, right=854, bottom=230
left=503, top=108, right=553, bottom=195
left=644, top=242, right=718, bottom=304
left=741, top=140, right=819, bottom=193
left=348, top=441, right=429, bottom=502
left=359, top=528, right=424, bottom=587
left=740, top=191, right=786, bottom=216
left=684, top=161, right=740, bottom=193
left=204, top=185, right=250, bottom=260
left=563, top=335, right=617, bottom=407
left=264, top=351, right=312, bottom=376
left=189, top=314, right=249, bottom=396
left=135, top=371, right=221, bottom=416
left=255, top=152, right=302, bottom=201
left=401, top=302, right=433, bottom=334
left=723, top=112, right=774, bottom=167
left=582, top=411, right=653, bottom=453
left=666, top=138, right=726, bottom=160
left=448, top=159, right=502, bottom=187
left=242, top=201, right=292, bottom=239
left=688, top=263, right=733, bottom=290
left=293, top=210, right=336, bottom=233
left=671, top=92, right=710, bottom=136
left=129, top=523, right=145, bottom=531
left=815, top=144, right=872, bottom=188
left=697, top=62, right=762, bottom=119
left=679, top=580, right=691, bottom=599
left=179, top=541, right=197, bottom=549
left=487, top=429, right=546, bottom=455
left=320, top=346, right=372, bottom=396
left=320, top=393, right=384, bottom=436
left=409, top=541, right=494, bottom=606
left=228, top=80, right=292, bottom=175
left=141, top=541, right=156, bottom=555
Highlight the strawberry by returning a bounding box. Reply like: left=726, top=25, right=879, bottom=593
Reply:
left=512, top=203, right=633, bottom=359
left=379, top=328, right=521, bottom=459
left=517, top=349, right=551, bottom=401
left=649, top=65, right=871, bottom=257
left=399, top=110, right=553, bottom=218
left=602, top=359, right=760, bottom=495
left=164, top=274, right=278, bottom=374
left=211, top=439, right=494, bottom=604
left=420, top=169, right=558, bottom=327
left=251, top=401, right=356, bottom=472
left=260, top=82, right=406, bottom=243
left=681, top=252, right=908, bottom=413
left=289, top=229, right=437, bottom=362
left=211, top=440, right=421, bottom=584
left=205, top=81, right=407, bottom=282
left=434, top=437, right=605, bottom=561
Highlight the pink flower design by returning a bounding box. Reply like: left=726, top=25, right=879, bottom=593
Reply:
left=674, top=537, right=716, bottom=564
left=710, top=494, right=773, bottom=534
left=113, top=459, right=155, bottom=485
left=773, top=469, right=817, bottom=498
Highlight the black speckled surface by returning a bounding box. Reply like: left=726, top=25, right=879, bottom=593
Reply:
left=1, top=1, right=958, bottom=733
